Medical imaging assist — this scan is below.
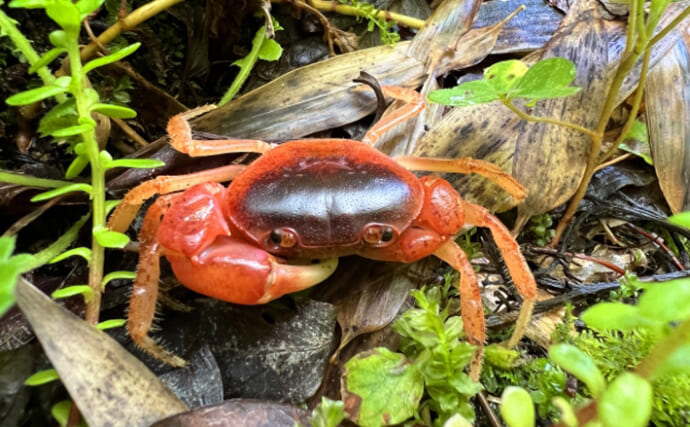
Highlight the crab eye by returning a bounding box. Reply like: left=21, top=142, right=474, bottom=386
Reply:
left=363, top=225, right=395, bottom=246
left=268, top=228, right=297, bottom=248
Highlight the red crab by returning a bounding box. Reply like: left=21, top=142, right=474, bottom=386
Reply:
left=108, top=82, right=536, bottom=379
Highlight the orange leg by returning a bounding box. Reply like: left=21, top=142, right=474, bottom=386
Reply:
left=361, top=86, right=425, bottom=146
left=167, top=113, right=275, bottom=157
left=108, top=164, right=246, bottom=233
left=394, top=156, right=526, bottom=202
left=433, top=239, right=485, bottom=381
left=463, top=201, right=537, bottom=349
left=127, top=195, right=187, bottom=366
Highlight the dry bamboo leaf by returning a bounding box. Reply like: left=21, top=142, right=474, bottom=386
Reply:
left=189, top=0, right=520, bottom=142
left=14, top=278, right=187, bottom=426
left=513, top=0, right=610, bottom=224
left=406, top=0, right=481, bottom=69
left=414, top=101, right=524, bottom=212
left=473, top=0, right=564, bottom=54
left=646, top=39, right=690, bottom=214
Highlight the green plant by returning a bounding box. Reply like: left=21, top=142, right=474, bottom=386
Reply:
left=0, top=0, right=163, bottom=322
left=547, top=275, right=690, bottom=426
left=341, top=282, right=481, bottom=426
left=527, top=214, right=556, bottom=247
left=218, top=18, right=283, bottom=106
left=336, top=0, right=400, bottom=45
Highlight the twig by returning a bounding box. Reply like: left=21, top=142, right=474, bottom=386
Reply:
left=626, top=223, right=685, bottom=271
left=111, top=118, right=150, bottom=147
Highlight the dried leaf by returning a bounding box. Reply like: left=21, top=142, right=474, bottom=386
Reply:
left=645, top=39, right=690, bottom=214
left=513, top=0, right=610, bottom=224
left=14, top=278, right=187, bottom=426
left=151, top=398, right=311, bottom=427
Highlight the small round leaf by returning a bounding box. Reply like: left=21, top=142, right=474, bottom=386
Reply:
left=599, top=373, right=652, bottom=427
left=500, top=387, right=534, bottom=427
left=549, top=344, right=605, bottom=397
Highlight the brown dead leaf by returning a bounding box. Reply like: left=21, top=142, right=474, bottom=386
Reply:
left=14, top=278, right=187, bottom=426
left=645, top=39, right=690, bottom=214
left=513, top=0, right=610, bottom=226
left=150, top=398, right=311, bottom=427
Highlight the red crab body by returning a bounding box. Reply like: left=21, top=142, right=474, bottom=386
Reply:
left=109, top=83, right=536, bottom=379
left=157, top=139, right=464, bottom=305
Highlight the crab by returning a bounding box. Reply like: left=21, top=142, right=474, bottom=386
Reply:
left=107, top=81, right=537, bottom=379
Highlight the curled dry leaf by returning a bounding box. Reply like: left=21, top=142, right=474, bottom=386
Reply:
left=645, top=39, right=690, bottom=214
left=14, top=277, right=187, bottom=427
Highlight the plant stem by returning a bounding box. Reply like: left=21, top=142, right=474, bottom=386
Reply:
left=272, top=0, right=426, bottom=29
left=67, top=39, right=105, bottom=325
left=550, top=44, right=644, bottom=246
left=502, top=99, right=597, bottom=137
left=75, top=0, right=186, bottom=65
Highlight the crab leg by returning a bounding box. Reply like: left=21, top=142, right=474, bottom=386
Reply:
left=361, top=86, right=425, bottom=146
left=394, top=156, right=526, bottom=201
left=433, top=239, right=485, bottom=381
left=167, top=114, right=276, bottom=157
left=463, top=201, right=536, bottom=349
left=126, top=195, right=188, bottom=366
left=108, top=164, right=246, bottom=233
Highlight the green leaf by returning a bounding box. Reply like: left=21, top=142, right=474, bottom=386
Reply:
left=580, top=302, right=654, bottom=331
left=308, top=397, right=346, bottom=427
left=65, top=155, right=89, bottom=179
left=552, top=397, right=577, bottom=427
left=257, top=38, right=282, bottom=61
left=93, top=225, right=130, bottom=248
left=443, top=414, right=473, bottom=427
left=427, top=80, right=499, bottom=107
left=29, top=47, right=66, bottom=73
left=484, top=343, right=521, bottom=369
left=51, top=400, right=72, bottom=427
left=105, top=199, right=121, bottom=215
left=0, top=236, right=35, bottom=316
left=668, top=211, right=690, bottom=229
left=76, top=0, right=105, bottom=19
left=45, top=0, right=81, bottom=31
left=101, top=270, right=135, bottom=288
left=6, top=84, right=68, bottom=106
left=8, top=0, right=47, bottom=8
left=30, top=183, right=93, bottom=202
left=52, top=285, right=93, bottom=302
left=25, top=368, right=60, bottom=385
left=549, top=344, right=605, bottom=397
left=96, top=318, right=126, bottom=330
left=48, top=30, right=68, bottom=48
left=50, top=247, right=91, bottom=263
left=103, top=158, right=165, bottom=170
left=510, top=57, right=581, bottom=100
left=500, top=387, right=535, bottom=427
left=90, top=103, right=137, bottom=118
left=82, top=43, right=141, bottom=74
left=599, top=373, right=652, bottom=427
left=652, top=344, right=690, bottom=378
left=638, top=277, right=690, bottom=323
left=50, top=123, right=94, bottom=137
left=38, top=99, right=79, bottom=138
left=343, top=348, right=424, bottom=426
left=484, top=60, right=528, bottom=94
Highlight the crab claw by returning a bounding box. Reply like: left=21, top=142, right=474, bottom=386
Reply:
left=165, top=236, right=338, bottom=305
